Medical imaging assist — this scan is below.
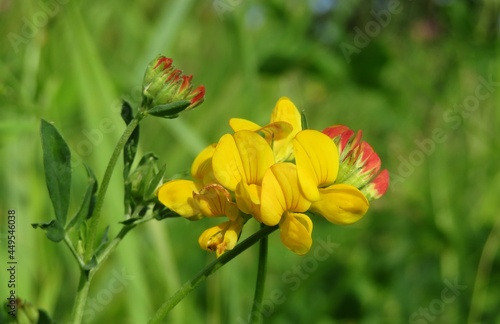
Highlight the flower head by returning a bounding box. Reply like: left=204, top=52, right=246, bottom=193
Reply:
left=142, top=55, right=205, bottom=117
left=156, top=97, right=389, bottom=257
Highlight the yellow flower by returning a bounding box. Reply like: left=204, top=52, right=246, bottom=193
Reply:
left=198, top=216, right=245, bottom=257
left=260, top=163, right=313, bottom=255
left=193, top=184, right=240, bottom=220
left=157, top=144, right=239, bottom=220
left=229, top=97, right=302, bottom=162
left=156, top=96, right=387, bottom=257
left=293, top=130, right=369, bottom=225
left=258, top=130, right=369, bottom=255
left=212, top=130, right=275, bottom=222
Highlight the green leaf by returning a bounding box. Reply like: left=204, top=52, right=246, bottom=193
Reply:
left=31, top=220, right=65, bottom=242
left=37, top=308, right=54, bottom=324
left=121, top=100, right=134, bottom=124
left=122, top=101, right=140, bottom=216
left=120, top=217, right=141, bottom=226
left=67, top=163, right=98, bottom=232
left=122, top=100, right=140, bottom=180
left=137, top=152, right=158, bottom=166
left=145, top=163, right=166, bottom=199
left=153, top=205, right=181, bottom=221
left=40, top=120, right=72, bottom=226
left=301, top=110, right=308, bottom=130
left=120, top=205, right=151, bottom=225
left=147, top=100, right=190, bottom=118
left=94, top=226, right=110, bottom=255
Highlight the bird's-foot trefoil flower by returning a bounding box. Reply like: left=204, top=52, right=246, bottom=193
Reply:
left=157, top=141, right=246, bottom=256
left=212, top=130, right=275, bottom=222
left=156, top=144, right=219, bottom=220
left=155, top=97, right=389, bottom=257
left=198, top=216, right=245, bottom=257
left=260, top=163, right=313, bottom=255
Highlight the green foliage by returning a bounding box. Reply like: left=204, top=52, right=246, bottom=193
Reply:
left=31, top=220, right=65, bottom=243
left=147, top=100, right=191, bottom=118
left=40, top=120, right=72, bottom=227
left=66, top=163, right=98, bottom=232
left=121, top=100, right=139, bottom=180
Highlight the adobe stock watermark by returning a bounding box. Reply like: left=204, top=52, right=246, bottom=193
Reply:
left=7, top=0, right=70, bottom=53
left=83, top=268, right=135, bottom=323
left=409, top=278, right=466, bottom=323
left=237, top=236, right=339, bottom=323
left=390, top=74, right=499, bottom=190
left=340, top=0, right=402, bottom=63
left=212, top=0, right=242, bottom=21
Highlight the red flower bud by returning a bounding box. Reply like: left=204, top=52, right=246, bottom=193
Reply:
left=323, top=125, right=389, bottom=200
left=142, top=55, right=205, bottom=117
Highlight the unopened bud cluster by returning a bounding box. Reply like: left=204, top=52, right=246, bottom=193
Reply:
left=142, top=56, right=205, bottom=117
left=323, top=125, right=389, bottom=201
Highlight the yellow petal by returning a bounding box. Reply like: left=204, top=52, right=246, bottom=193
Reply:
left=198, top=218, right=245, bottom=257
left=260, top=163, right=311, bottom=226
left=212, top=134, right=245, bottom=191
left=293, top=130, right=339, bottom=201
left=216, top=217, right=244, bottom=257
left=157, top=180, right=202, bottom=218
left=310, top=184, right=369, bottom=225
left=193, top=184, right=240, bottom=221
left=257, top=121, right=293, bottom=143
left=231, top=117, right=294, bottom=162
left=229, top=118, right=261, bottom=132
left=191, top=143, right=216, bottom=182
left=271, top=97, right=302, bottom=133
left=233, top=130, right=275, bottom=185
left=270, top=97, right=302, bottom=161
left=198, top=221, right=228, bottom=252
left=279, top=212, right=313, bottom=255
left=235, top=181, right=262, bottom=222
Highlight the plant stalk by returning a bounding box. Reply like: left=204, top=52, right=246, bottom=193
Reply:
left=71, top=114, right=143, bottom=324
left=84, top=114, right=142, bottom=262
left=148, top=224, right=279, bottom=324
left=71, top=270, right=93, bottom=324
left=250, top=223, right=269, bottom=324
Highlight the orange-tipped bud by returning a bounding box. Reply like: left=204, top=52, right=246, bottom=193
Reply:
left=323, top=125, right=389, bottom=201
left=142, top=55, right=205, bottom=117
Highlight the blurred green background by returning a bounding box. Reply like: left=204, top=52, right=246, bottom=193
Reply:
left=1, top=0, right=499, bottom=323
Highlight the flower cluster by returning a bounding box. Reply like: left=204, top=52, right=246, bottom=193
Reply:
left=157, top=97, right=388, bottom=256
left=142, top=56, right=205, bottom=117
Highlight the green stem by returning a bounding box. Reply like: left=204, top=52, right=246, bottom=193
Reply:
left=70, top=221, right=141, bottom=324
left=71, top=114, right=143, bottom=324
left=84, top=114, right=143, bottom=262
left=468, top=215, right=500, bottom=324
left=250, top=224, right=268, bottom=324
left=71, top=271, right=93, bottom=324
left=148, top=225, right=279, bottom=324
left=96, top=224, right=135, bottom=265
left=64, top=234, right=85, bottom=269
